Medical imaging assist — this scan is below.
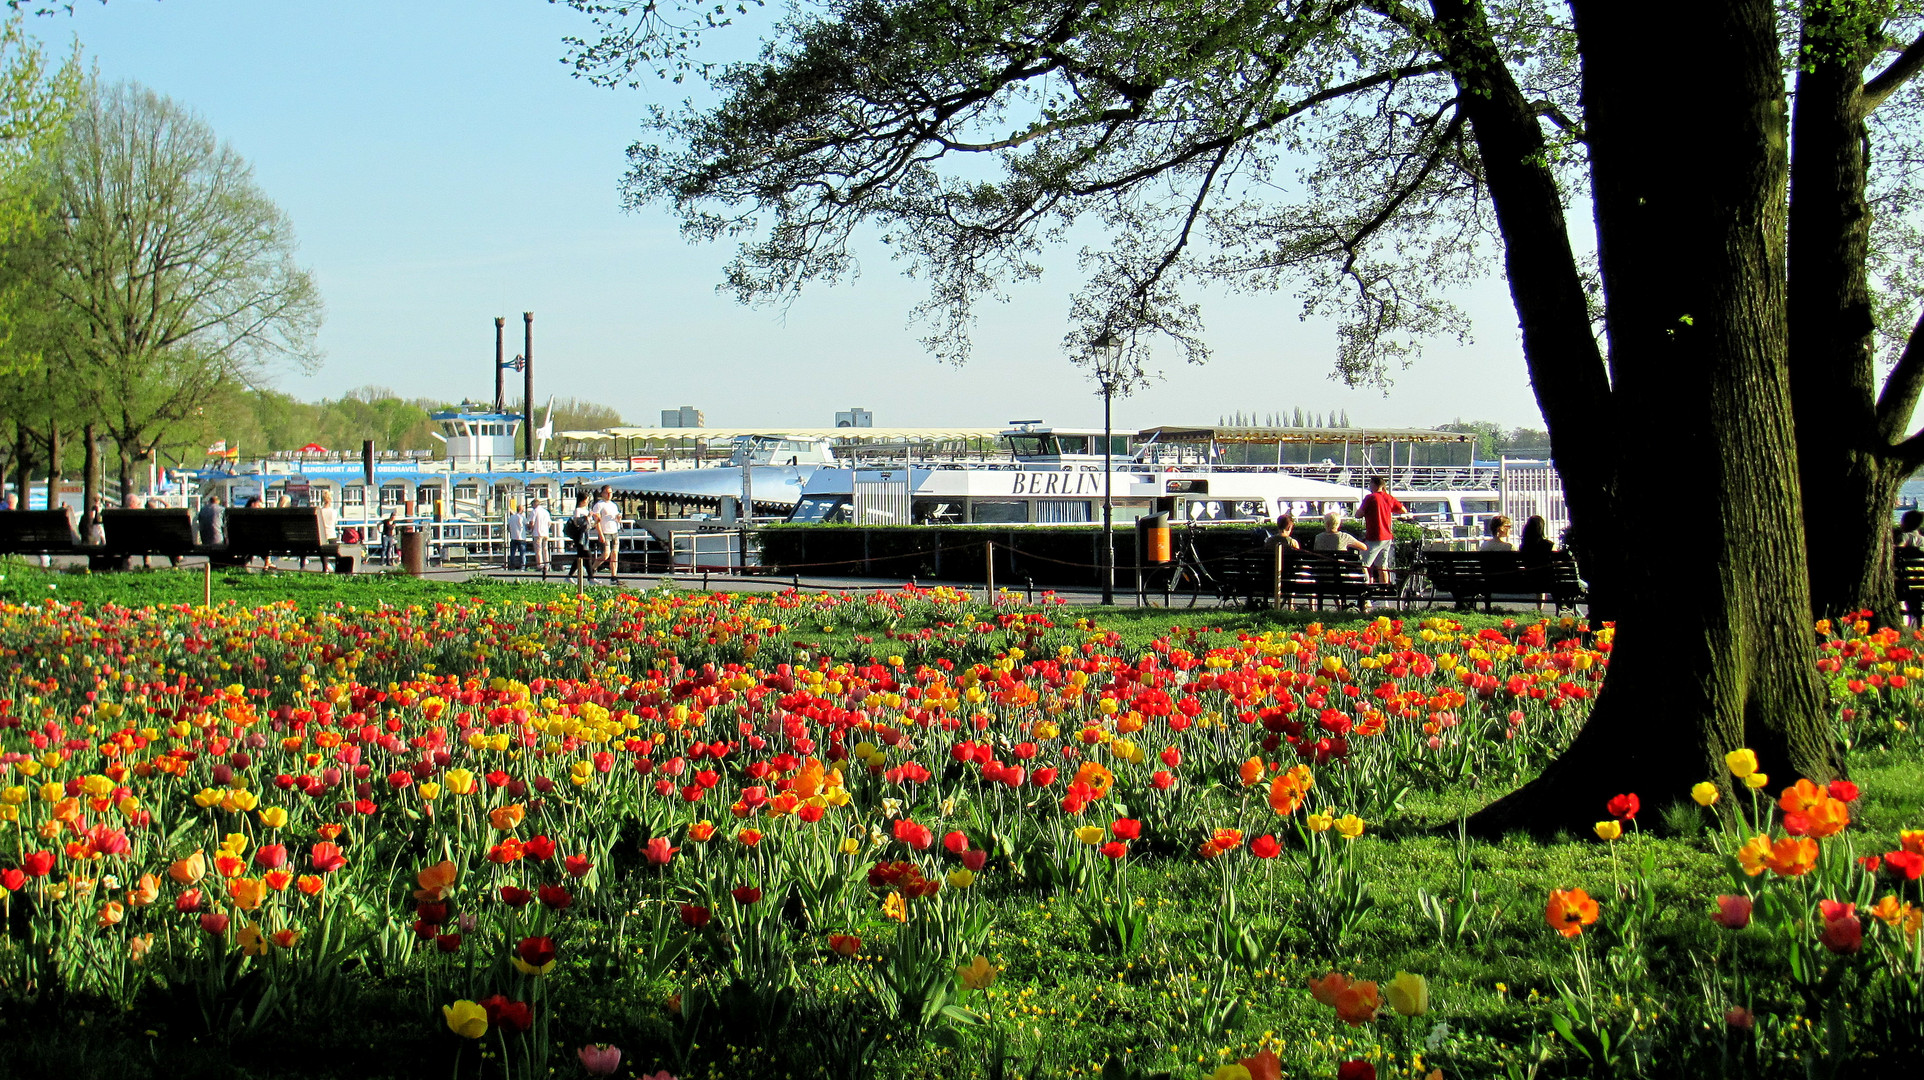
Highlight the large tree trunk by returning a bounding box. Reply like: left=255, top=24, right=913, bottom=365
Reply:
left=1786, top=2, right=1901, bottom=624
left=45, top=419, right=60, bottom=513
left=81, top=423, right=100, bottom=524
left=1437, top=0, right=1839, bottom=833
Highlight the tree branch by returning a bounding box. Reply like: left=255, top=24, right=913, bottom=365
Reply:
left=1876, top=304, right=1924, bottom=443
left=1862, top=30, right=1924, bottom=112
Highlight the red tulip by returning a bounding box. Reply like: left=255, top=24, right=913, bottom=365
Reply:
left=943, top=831, right=970, bottom=854
left=515, top=936, right=557, bottom=969
left=1100, top=841, right=1128, bottom=859
left=480, top=993, right=534, bottom=1032
left=523, top=835, right=556, bottom=861
left=563, top=854, right=593, bottom=878
left=1819, top=900, right=1862, bottom=954
left=1250, top=834, right=1282, bottom=859
left=1829, top=779, right=1860, bottom=802
left=175, top=888, right=204, bottom=912
left=642, top=837, right=678, bottom=866
left=310, top=842, right=347, bottom=873
left=499, top=886, right=533, bottom=907
left=892, top=819, right=933, bottom=850
left=537, top=884, right=574, bottom=910
left=680, top=903, right=712, bottom=927
left=1150, top=770, right=1176, bottom=791
left=1605, top=793, right=1639, bottom=821
left=199, top=912, right=230, bottom=936
left=435, top=932, right=464, bottom=952
left=1110, top=818, right=1142, bottom=840
left=732, top=885, right=763, bottom=906
left=961, top=849, right=988, bottom=872
left=0, top=868, right=24, bottom=891
left=1336, top=1061, right=1376, bottom=1080
left=21, top=851, right=54, bottom=878
left=1885, top=850, right=1924, bottom=880
left=254, top=844, right=288, bottom=870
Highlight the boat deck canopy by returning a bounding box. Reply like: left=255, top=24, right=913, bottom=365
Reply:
left=1138, top=425, right=1474, bottom=445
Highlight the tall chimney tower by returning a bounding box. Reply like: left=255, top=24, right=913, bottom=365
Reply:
left=493, top=317, right=505, bottom=412
left=522, top=312, right=535, bottom=460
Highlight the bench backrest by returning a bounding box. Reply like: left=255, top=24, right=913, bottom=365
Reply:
left=101, top=508, right=200, bottom=554
left=0, top=509, right=81, bottom=553
left=1897, top=548, right=1924, bottom=599
left=224, top=508, right=326, bottom=552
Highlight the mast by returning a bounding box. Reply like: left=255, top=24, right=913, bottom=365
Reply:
left=522, top=312, right=534, bottom=460
left=494, top=317, right=505, bottom=412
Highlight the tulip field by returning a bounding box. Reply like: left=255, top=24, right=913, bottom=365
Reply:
left=0, top=566, right=1921, bottom=1080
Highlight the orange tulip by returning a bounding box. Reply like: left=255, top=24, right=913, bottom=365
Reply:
left=1546, top=887, right=1600, bottom=937
left=1268, top=772, right=1308, bottom=815
left=97, top=900, right=125, bottom=927
left=168, top=851, right=206, bottom=885
left=1238, top=757, right=1265, bottom=787
left=1899, top=829, right=1924, bottom=856
left=1764, top=836, right=1819, bottom=877
left=1334, top=981, right=1381, bottom=1026
left=1804, top=797, right=1850, bottom=839
left=1308, top=971, right=1350, bottom=1007
left=296, top=874, right=325, bottom=896
left=1239, top=1049, right=1282, bottom=1080
left=214, top=854, right=246, bottom=880
left=414, top=860, right=458, bottom=901
left=1735, top=834, right=1772, bottom=877
left=489, top=804, right=525, bottom=832
left=125, top=873, right=160, bottom=907
left=1778, top=778, right=1827, bottom=815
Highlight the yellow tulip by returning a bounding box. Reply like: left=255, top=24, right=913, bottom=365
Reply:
left=1743, top=772, right=1770, bottom=790
left=1387, top=971, right=1429, bottom=1016
left=1306, top=811, right=1334, bottom=833
left=1594, top=820, right=1622, bottom=842
left=237, top=922, right=269, bottom=957
left=838, top=836, right=861, bottom=855
left=443, top=768, right=475, bottom=795
left=443, top=1000, right=489, bottom=1039
left=1334, top=814, right=1365, bottom=839
left=417, top=782, right=441, bottom=801
left=258, top=807, right=289, bottom=829
left=957, top=954, right=997, bottom=990
left=946, top=868, right=976, bottom=889
left=1073, top=825, right=1105, bottom=845
left=1725, top=749, right=1759, bottom=778
left=1691, top=782, right=1720, bottom=807
left=882, top=892, right=908, bottom=922
left=229, top=877, right=267, bottom=911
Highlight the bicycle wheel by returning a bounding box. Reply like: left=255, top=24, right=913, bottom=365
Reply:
left=1398, top=567, right=1438, bottom=611
left=1171, top=563, right=1208, bottom=608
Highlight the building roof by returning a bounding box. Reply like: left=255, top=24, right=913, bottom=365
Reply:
left=555, top=427, right=1004, bottom=443
left=1137, top=425, right=1474, bottom=445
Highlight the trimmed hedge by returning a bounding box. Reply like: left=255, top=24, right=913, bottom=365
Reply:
left=755, top=520, right=1429, bottom=588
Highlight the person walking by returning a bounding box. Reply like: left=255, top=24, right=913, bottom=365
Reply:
left=591, top=485, right=623, bottom=586
left=528, top=497, right=551, bottom=579
left=504, top=501, right=528, bottom=571
left=377, top=508, right=397, bottom=566
left=1357, top=476, right=1408, bottom=586
left=567, top=492, right=596, bottom=586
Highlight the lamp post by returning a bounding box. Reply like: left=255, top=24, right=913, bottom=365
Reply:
left=1093, top=331, right=1124, bottom=605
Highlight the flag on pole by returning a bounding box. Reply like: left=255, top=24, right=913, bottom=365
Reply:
left=206, top=440, right=227, bottom=455
left=502, top=354, right=527, bottom=373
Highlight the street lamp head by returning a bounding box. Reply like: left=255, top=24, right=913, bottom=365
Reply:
left=1092, top=329, right=1124, bottom=353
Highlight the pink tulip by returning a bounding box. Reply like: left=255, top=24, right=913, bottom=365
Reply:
left=1712, top=894, right=1752, bottom=929
left=643, top=836, right=678, bottom=867
left=577, top=1044, right=622, bottom=1076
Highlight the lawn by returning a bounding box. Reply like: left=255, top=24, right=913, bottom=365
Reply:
left=0, top=562, right=1917, bottom=1080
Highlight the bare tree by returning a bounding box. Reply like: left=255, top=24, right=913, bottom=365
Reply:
left=42, top=81, right=321, bottom=497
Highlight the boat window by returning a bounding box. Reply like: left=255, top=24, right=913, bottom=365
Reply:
left=454, top=484, right=479, bottom=501
left=1033, top=500, right=1093, bottom=523
left=1004, top=435, right=1050, bottom=458
left=911, top=499, right=962, bottom=524
left=790, top=496, right=852, bottom=524
left=1463, top=499, right=1499, bottom=514
left=416, top=485, right=439, bottom=506
left=1053, top=435, right=1089, bottom=455
left=342, top=485, right=366, bottom=506
left=1182, top=498, right=1266, bottom=521
left=380, top=485, right=408, bottom=506
left=970, top=501, right=1030, bottom=524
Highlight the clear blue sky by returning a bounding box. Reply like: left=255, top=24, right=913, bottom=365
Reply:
left=32, top=0, right=1551, bottom=432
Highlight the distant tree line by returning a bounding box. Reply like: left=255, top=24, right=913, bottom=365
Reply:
left=1216, top=408, right=1353, bottom=428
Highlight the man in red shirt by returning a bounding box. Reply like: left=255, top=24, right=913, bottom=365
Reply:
left=1358, top=477, right=1407, bottom=585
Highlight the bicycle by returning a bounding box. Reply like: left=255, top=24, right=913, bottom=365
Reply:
left=1148, top=522, right=1215, bottom=608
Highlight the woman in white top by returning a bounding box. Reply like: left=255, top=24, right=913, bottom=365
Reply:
left=1310, top=510, right=1367, bottom=553
left=1480, top=514, right=1518, bottom=551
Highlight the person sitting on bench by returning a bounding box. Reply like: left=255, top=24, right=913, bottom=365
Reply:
left=1519, top=515, right=1555, bottom=563
left=1481, top=515, right=1518, bottom=551
left=1898, top=509, right=1924, bottom=550
left=1311, top=510, right=1366, bottom=553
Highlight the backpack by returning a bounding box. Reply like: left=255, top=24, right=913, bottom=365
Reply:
left=562, top=515, right=586, bottom=544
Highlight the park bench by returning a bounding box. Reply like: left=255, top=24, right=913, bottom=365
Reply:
left=1288, top=546, right=1392, bottom=610
left=222, top=508, right=363, bottom=573
left=1897, top=548, right=1924, bottom=625
left=99, top=508, right=213, bottom=564
left=1420, top=549, right=1587, bottom=613
left=0, top=509, right=87, bottom=557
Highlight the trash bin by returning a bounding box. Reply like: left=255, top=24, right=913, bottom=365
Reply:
left=400, top=527, right=427, bottom=576
left=1136, top=512, right=1172, bottom=564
